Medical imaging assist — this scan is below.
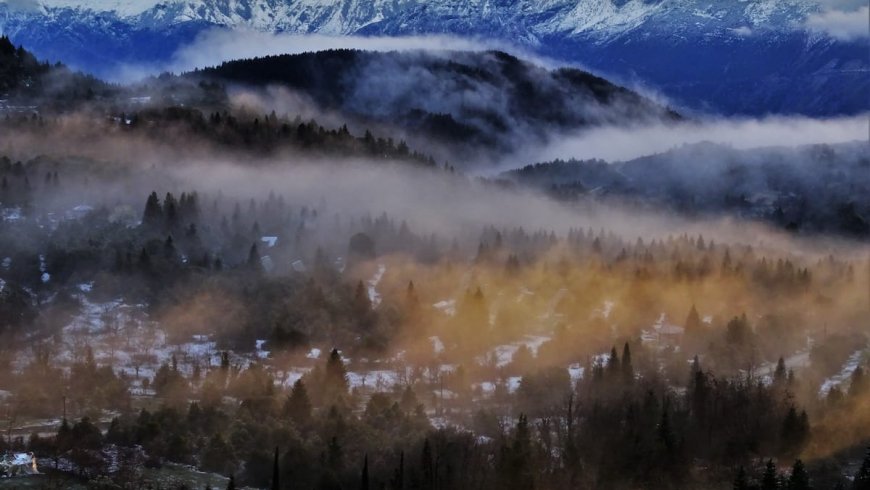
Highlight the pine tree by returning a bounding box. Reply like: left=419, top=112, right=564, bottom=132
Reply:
left=421, top=438, right=434, bottom=490
left=400, top=386, right=418, bottom=413
left=325, top=349, right=349, bottom=401
left=327, top=436, right=343, bottom=473
left=138, top=248, right=151, bottom=269
left=762, top=459, right=779, bottom=490
left=850, top=366, right=867, bottom=398
left=285, top=379, right=312, bottom=425
left=272, top=446, right=280, bottom=490
left=621, top=342, right=634, bottom=383
left=781, top=406, right=809, bottom=456
left=734, top=466, right=750, bottom=490
left=406, top=281, right=419, bottom=308
left=683, top=305, right=704, bottom=353
left=163, top=235, right=176, bottom=260
left=164, top=192, right=179, bottom=229
left=685, top=305, right=702, bottom=333
left=854, top=447, right=870, bottom=490
left=142, top=191, right=162, bottom=228
left=658, top=403, right=674, bottom=454
left=787, top=459, right=810, bottom=490
left=353, top=280, right=371, bottom=316
left=691, top=355, right=701, bottom=376
left=828, top=386, right=845, bottom=406
left=774, top=357, right=787, bottom=384
left=690, top=368, right=709, bottom=422
left=360, top=454, right=369, bottom=490
left=391, top=451, right=405, bottom=490
left=248, top=243, right=262, bottom=270
left=607, top=346, right=620, bottom=378
left=56, top=418, right=73, bottom=453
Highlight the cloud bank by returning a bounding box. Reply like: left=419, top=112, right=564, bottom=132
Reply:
left=506, top=114, right=870, bottom=170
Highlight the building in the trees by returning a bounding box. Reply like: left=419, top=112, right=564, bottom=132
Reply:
left=0, top=452, right=38, bottom=477
left=641, top=314, right=685, bottom=348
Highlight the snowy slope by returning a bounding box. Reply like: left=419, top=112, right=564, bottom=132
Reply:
left=4, top=0, right=821, bottom=37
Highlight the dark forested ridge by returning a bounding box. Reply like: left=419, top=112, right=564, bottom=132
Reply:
left=0, top=35, right=112, bottom=111
left=193, top=49, right=681, bottom=152
left=502, top=141, right=870, bottom=239
left=0, top=35, right=45, bottom=95
left=0, top=41, right=442, bottom=169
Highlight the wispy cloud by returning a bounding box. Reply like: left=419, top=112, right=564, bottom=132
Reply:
left=113, top=28, right=526, bottom=83
left=805, top=4, right=869, bottom=40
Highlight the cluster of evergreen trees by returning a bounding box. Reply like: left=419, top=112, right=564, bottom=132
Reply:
left=108, top=105, right=440, bottom=166
left=3, top=342, right=868, bottom=489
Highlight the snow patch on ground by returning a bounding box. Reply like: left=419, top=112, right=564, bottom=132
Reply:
left=478, top=381, right=496, bottom=394
left=347, top=369, right=402, bottom=391
left=255, top=339, right=270, bottom=359
left=306, top=347, right=322, bottom=359
left=429, top=336, right=445, bottom=354
left=506, top=376, right=522, bottom=394
left=367, top=263, right=386, bottom=307
left=568, top=363, right=585, bottom=383
left=2, top=207, right=22, bottom=222
left=260, top=236, right=278, bottom=248
left=433, top=299, right=456, bottom=316
left=277, top=368, right=313, bottom=388
left=601, top=300, right=615, bottom=319
left=479, top=335, right=552, bottom=367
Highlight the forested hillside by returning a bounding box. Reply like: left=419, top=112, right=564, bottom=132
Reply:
left=503, top=142, right=870, bottom=239
left=193, top=49, right=681, bottom=153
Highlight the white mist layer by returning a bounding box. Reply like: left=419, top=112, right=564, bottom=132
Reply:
left=508, top=114, right=870, bottom=170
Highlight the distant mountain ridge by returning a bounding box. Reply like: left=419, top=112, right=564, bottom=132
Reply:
left=0, top=0, right=818, bottom=37
left=0, top=0, right=867, bottom=116
left=503, top=141, right=870, bottom=238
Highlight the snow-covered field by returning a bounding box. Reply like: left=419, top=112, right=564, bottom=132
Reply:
left=478, top=335, right=552, bottom=367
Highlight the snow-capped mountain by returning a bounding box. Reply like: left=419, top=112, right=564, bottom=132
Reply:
left=4, top=0, right=818, bottom=37
left=0, top=0, right=867, bottom=115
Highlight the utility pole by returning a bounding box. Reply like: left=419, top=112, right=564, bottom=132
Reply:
left=5, top=410, right=12, bottom=450
left=439, top=374, right=444, bottom=416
